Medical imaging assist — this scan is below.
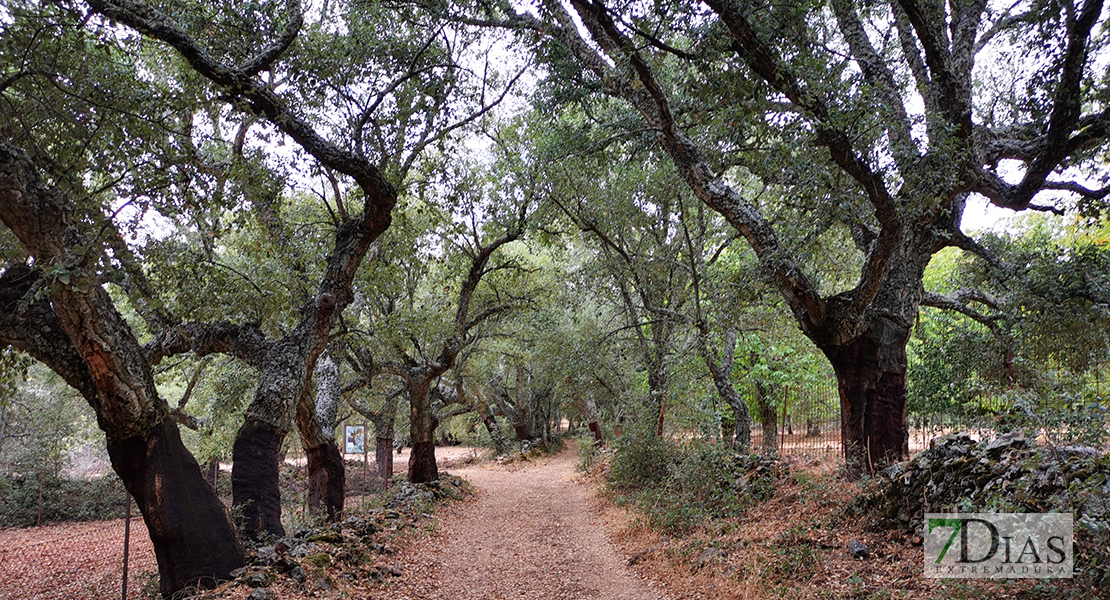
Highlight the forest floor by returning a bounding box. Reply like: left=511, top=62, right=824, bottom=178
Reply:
left=373, top=442, right=670, bottom=600
left=378, top=442, right=1104, bottom=600
left=2, top=442, right=1105, bottom=599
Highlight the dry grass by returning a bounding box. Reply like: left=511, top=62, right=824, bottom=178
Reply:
left=0, top=517, right=157, bottom=600
left=599, top=458, right=1108, bottom=600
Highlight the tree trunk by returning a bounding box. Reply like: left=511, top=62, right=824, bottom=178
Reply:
left=303, top=353, right=344, bottom=521
left=822, top=318, right=911, bottom=476
left=0, top=404, right=7, bottom=458
left=647, top=365, right=666, bottom=436
left=708, top=367, right=751, bottom=451
left=755, top=382, right=777, bottom=456
left=306, top=440, right=344, bottom=522
left=479, top=406, right=512, bottom=455
left=408, top=381, right=438, bottom=483
left=359, top=392, right=399, bottom=482
left=231, top=419, right=286, bottom=539
left=585, top=403, right=603, bottom=444
left=728, top=397, right=752, bottom=452
left=108, top=419, right=244, bottom=595
left=510, top=368, right=535, bottom=443
left=408, top=441, right=437, bottom=483
left=375, top=437, right=393, bottom=481
left=0, top=145, right=247, bottom=596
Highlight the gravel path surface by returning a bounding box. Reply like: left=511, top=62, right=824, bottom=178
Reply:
left=378, top=444, right=671, bottom=600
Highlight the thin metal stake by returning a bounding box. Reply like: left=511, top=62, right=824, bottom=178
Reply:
left=122, top=492, right=131, bottom=600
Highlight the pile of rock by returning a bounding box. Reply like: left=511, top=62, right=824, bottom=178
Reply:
left=213, top=475, right=470, bottom=598
left=874, top=431, right=1110, bottom=528
left=388, top=476, right=467, bottom=507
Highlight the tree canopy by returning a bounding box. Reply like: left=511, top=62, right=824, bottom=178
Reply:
left=1, top=0, right=1109, bottom=594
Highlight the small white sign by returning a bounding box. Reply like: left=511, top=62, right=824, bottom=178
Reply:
left=344, top=425, right=365, bottom=454
left=924, top=513, right=1073, bottom=578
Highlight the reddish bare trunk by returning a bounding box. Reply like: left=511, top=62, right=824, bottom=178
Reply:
left=375, top=437, right=394, bottom=481
left=408, top=381, right=439, bottom=483
left=306, top=440, right=345, bottom=522
left=408, top=441, right=438, bottom=483
left=231, top=419, right=286, bottom=539
left=823, top=319, right=911, bottom=476
left=108, top=419, right=244, bottom=595
left=587, top=421, right=603, bottom=442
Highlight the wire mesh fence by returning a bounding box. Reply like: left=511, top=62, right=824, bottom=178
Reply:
left=745, top=377, right=844, bottom=461
left=0, top=511, right=155, bottom=600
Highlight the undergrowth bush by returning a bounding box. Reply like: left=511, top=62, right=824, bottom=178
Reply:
left=0, top=473, right=127, bottom=527
left=608, top=429, right=678, bottom=489
left=576, top=436, right=598, bottom=471
left=607, top=431, right=784, bottom=534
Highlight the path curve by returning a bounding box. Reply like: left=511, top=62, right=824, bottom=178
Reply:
left=377, top=444, right=670, bottom=600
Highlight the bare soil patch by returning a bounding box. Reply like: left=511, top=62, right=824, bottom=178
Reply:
left=373, top=444, right=671, bottom=600
left=0, top=517, right=156, bottom=600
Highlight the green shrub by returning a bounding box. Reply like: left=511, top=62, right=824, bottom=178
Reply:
left=607, top=435, right=783, bottom=534
left=0, top=473, right=127, bottom=527
left=576, top=436, right=598, bottom=471
left=608, top=429, right=679, bottom=490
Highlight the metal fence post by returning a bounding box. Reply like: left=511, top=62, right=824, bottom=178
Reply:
left=122, top=491, right=131, bottom=600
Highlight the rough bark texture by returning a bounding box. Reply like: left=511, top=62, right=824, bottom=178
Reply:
left=511, top=0, right=1109, bottom=480
left=475, top=393, right=512, bottom=455
left=306, top=440, right=345, bottom=522
left=375, top=437, right=394, bottom=481
left=822, top=318, right=912, bottom=475
left=581, top=395, right=603, bottom=443
left=755, top=383, right=778, bottom=457
left=408, top=441, right=439, bottom=483
left=0, top=143, right=245, bottom=595
left=108, top=419, right=244, bottom=595
left=231, top=419, right=286, bottom=539
left=703, top=329, right=751, bottom=451
left=408, top=381, right=439, bottom=483
left=304, top=353, right=344, bottom=521
left=82, top=0, right=399, bottom=539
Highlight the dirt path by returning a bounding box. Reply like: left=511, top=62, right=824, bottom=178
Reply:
left=377, top=444, right=671, bottom=600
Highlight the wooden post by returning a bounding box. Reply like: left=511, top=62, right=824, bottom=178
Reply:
left=122, top=492, right=131, bottom=600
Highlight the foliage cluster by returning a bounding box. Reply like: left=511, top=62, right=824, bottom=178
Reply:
left=0, top=473, right=126, bottom=527
left=607, top=430, right=783, bottom=534
left=908, top=217, right=1110, bottom=438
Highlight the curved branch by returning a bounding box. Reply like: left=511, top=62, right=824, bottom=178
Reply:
left=1043, top=180, right=1110, bottom=200
left=143, top=321, right=271, bottom=368
left=921, top=290, right=1002, bottom=331
left=0, top=265, right=102, bottom=407
left=236, top=0, right=303, bottom=77
left=87, top=0, right=397, bottom=225
left=705, top=0, right=900, bottom=228
left=1011, top=0, right=1106, bottom=205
